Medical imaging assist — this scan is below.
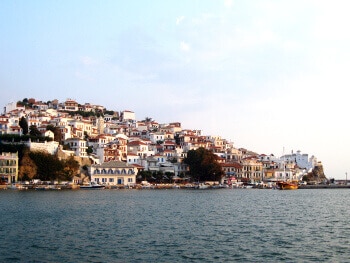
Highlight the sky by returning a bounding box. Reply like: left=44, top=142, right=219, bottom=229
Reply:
left=1, top=0, right=349, bottom=179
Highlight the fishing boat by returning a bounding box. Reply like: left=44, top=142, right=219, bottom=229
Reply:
left=276, top=181, right=298, bottom=190
left=276, top=147, right=298, bottom=190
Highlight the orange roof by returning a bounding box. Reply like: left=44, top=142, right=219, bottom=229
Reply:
left=128, top=140, right=147, bottom=146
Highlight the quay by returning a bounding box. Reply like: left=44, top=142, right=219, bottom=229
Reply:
left=2, top=183, right=350, bottom=190
left=299, top=184, right=350, bottom=189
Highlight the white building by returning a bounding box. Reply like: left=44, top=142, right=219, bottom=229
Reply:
left=90, top=160, right=137, bottom=186
left=66, top=138, right=88, bottom=157
left=120, top=110, right=136, bottom=122
left=127, top=153, right=141, bottom=165
left=149, top=132, right=165, bottom=143
left=0, top=152, right=18, bottom=183
left=282, top=150, right=315, bottom=172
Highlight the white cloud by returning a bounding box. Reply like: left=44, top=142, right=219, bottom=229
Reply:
left=176, top=16, right=185, bottom=25
left=180, top=41, right=190, bottom=52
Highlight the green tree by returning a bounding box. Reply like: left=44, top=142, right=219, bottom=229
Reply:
left=86, top=146, right=93, bottom=155
left=29, top=125, right=42, bottom=137
left=18, top=150, right=37, bottom=181
left=137, top=170, right=152, bottom=182
left=61, top=156, right=80, bottom=181
left=153, top=171, right=164, bottom=183
left=19, top=117, right=29, bottom=135
left=183, top=147, right=224, bottom=182
left=29, top=151, right=63, bottom=181
left=164, top=172, right=175, bottom=183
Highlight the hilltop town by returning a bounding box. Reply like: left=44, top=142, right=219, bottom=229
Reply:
left=0, top=98, right=326, bottom=187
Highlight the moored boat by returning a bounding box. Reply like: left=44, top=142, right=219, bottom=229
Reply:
left=276, top=181, right=298, bottom=190
left=8, top=184, right=28, bottom=190
left=80, top=182, right=105, bottom=189
left=34, top=185, right=50, bottom=190
left=196, top=183, right=209, bottom=189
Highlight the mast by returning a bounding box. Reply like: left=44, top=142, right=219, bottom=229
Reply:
left=283, top=147, right=286, bottom=181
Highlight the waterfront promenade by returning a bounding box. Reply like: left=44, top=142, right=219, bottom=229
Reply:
left=2, top=183, right=350, bottom=190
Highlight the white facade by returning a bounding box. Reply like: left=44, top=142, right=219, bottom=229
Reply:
left=282, top=150, right=314, bottom=171
left=127, top=154, right=141, bottom=165
left=66, top=138, right=88, bottom=157
left=121, top=110, right=136, bottom=122
left=27, top=140, right=59, bottom=155
left=273, top=169, right=296, bottom=181
left=90, top=160, right=137, bottom=186
left=149, top=132, right=165, bottom=143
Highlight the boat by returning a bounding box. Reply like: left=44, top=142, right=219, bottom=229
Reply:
left=172, top=184, right=181, bottom=189
left=34, top=185, right=50, bottom=190
left=184, top=183, right=195, bottom=189
left=276, top=181, right=298, bottom=190
left=8, top=184, right=28, bottom=190
left=276, top=147, right=298, bottom=190
left=212, top=184, right=229, bottom=189
left=196, top=183, right=209, bottom=189
left=140, top=181, right=153, bottom=189
left=80, top=182, right=105, bottom=189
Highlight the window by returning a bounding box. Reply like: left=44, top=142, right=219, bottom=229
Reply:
left=128, top=178, right=133, bottom=183
left=109, top=178, right=114, bottom=183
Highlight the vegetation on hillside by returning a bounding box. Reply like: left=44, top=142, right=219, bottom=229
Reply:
left=183, top=147, right=224, bottom=182
left=303, top=164, right=327, bottom=183
left=1, top=144, right=80, bottom=182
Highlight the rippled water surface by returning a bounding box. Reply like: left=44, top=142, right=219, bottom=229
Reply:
left=1, top=188, right=350, bottom=262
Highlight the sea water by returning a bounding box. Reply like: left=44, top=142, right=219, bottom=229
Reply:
left=0, top=188, right=349, bottom=262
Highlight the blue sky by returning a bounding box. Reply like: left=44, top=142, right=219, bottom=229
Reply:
left=1, top=0, right=349, bottom=179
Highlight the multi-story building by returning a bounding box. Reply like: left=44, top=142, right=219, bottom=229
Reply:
left=221, top=162, right=243, bottom=178
left=0, top=152, right=18, bottom=183
left=66, top=138, right=88, bottom=157
left=127, top=140, right=154, bottom=159
left=241, top=157, right=263, bottom=181
left=0, top=117, right=8, bottom=135
left=62, top=99, right=79, bottom=112
left=90, top=160, right=137, bottom=186
left=282, top=150, right=316, bottom=172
